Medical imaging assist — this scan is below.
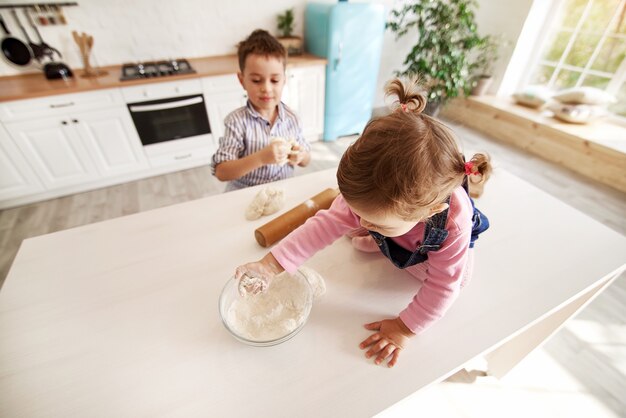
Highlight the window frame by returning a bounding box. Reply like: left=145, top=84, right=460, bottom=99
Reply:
left=520, top=0, right=626, bottom=123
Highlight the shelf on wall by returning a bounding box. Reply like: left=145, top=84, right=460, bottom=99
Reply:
left=0, top=3, right=78, bottom=9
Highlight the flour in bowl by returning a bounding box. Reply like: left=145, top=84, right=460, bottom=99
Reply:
left=227, top=272, right=312, bottom=341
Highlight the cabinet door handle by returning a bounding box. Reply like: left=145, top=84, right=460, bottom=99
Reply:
left=72, top=119, right=78, bottom=123
left=61, top=120, right=68, bottom=125
left=334, top=41, right=343, bottom=71
left=50, top=102, right=75, bottom=108
left=174, top=153, right=192, bottom=160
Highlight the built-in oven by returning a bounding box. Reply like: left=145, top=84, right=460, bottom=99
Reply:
left=127, top=94, right=211, bottom=146
left=121, top=78, right=215, bottom=167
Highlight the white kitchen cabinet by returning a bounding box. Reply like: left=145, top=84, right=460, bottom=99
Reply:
left=74, top=108, right=148, bottom=177
left=0, top=61, right=325, bottom=208
left=202, top=75, right=248, bottom=142
left=205, top=90, right=248, bottom=141
left=0, top=124, right=44, bottom=200
left=5, top=117, right=101, bottom=190
left=0, top=89, right=125, bottom=123
left=283, top=64, right=325, bottom=142
left=4, top=107, right=147, bottom=191
left=201, top=74, right=242, bottom=94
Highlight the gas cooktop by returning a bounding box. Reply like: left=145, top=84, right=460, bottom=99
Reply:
left=120, top=59, right=196, bottom=81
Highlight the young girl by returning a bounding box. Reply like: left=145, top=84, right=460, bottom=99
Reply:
left=235, top=78, right=492, bottom=367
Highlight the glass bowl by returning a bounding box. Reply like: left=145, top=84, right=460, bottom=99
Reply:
left=218, top=270, right=313, bottom=346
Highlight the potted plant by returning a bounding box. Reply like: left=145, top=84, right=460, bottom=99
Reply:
left=277, top=8, right=303, bottom=56
left=469, top=34, right=502, bottom=96
left=387, top=0, right=485, bottom=116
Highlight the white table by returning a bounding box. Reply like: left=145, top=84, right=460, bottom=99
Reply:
left=1, top=168, right=624, bottom=417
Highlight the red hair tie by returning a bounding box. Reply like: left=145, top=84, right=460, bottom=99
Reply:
left=464, top=161, right=475, bottom=175
left=400, top=103, right=408, bottom=112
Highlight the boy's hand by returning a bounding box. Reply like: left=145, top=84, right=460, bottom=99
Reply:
left=359, top=317, right=415, bottom=368
left=260, top=141, right=289, bottom=165
left=287, top=144, right=306, bottom=166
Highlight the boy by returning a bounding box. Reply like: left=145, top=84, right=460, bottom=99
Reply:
left=211, top=29, right=311, bottom=191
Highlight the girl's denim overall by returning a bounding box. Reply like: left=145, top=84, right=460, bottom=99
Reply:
left=368, top=181, right=489, bottom=270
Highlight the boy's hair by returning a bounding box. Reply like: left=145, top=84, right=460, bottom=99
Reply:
left=337, top=77, right=492, bottom=221
left=237, top=29, right=287, bottom=72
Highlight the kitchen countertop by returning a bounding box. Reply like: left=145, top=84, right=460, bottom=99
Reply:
left=0, top=53, right=327, bottom=102
left=0, top=168, right=624, bottom=417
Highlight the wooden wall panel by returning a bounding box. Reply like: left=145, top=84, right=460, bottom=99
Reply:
left=441, top=98, right=626, bottom=194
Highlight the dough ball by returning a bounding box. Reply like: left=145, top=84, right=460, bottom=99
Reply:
left=270, top=137, right=291, bottom=166
left=245, top=187, right=286, bottom=220
left=261, top=187, right=285, bottom=216
left=245, top=188, right=268, bottom=220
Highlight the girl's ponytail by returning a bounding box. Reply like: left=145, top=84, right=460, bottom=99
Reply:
left=465, top=153, right=493, bottom=198
left=468, top=153, right=492, bottom=178
left=385, top=78, right=427, bottom=115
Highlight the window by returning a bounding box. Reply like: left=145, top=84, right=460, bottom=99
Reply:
left=528, top=0, right=625, bottom=116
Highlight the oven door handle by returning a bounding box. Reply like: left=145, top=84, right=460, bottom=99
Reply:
left=129, top=96, right=204, bottom=113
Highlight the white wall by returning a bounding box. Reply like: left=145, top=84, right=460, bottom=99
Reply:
left=473, top=0, right=535, bottom=95
left=1, top=0, right=535, bottom=105
left=0, top=0, right=309, bottom=76
left=496, top=0, right=560, bottom=96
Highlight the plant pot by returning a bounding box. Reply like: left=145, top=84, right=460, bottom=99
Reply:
left=471, top=76, right=493, bottom=96
left=424, top=100, right=442, bottom=117
left=277, top=36, right=303, bottom=56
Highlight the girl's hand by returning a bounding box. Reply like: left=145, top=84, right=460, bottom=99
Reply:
left=259, top=141, right=289, bottom=165
left=234, top=253, right=285, bottom=296
left=359, top=317, right=415, bottom=368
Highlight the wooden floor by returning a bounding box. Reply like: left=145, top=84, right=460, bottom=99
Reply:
left=0, top=122, right=625, bottom=417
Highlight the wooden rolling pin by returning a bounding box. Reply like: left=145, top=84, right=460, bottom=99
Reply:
left=254, top=188, right=340, bottom=247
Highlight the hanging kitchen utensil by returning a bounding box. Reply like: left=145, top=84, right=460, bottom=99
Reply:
left=25, top=8, right=61, bottom=61
left=34, top=5, right=47, bottom=26
left=0, top=12, right=33, bottom=67
left=54, top=6, right=67, bottom=25
left=45, top=6, right=56, bottom=25
left=14, top=9, right=44, bottom=63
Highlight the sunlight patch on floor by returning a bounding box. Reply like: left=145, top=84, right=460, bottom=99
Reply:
left=564, top=319, right=626, bottom=345
left=375, top=348, right=620, bottom=418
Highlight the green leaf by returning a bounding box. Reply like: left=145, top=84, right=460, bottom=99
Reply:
left=386, top=0, right=493, bottom=103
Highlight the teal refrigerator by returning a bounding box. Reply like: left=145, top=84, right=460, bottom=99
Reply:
left=305, top=2, right=385, bottom=141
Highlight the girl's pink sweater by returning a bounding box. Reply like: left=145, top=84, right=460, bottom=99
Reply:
left=271, top=186, right=474, bottom=334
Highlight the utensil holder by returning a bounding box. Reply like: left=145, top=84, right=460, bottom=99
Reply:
left=72, top=30, right=107, bottom=78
